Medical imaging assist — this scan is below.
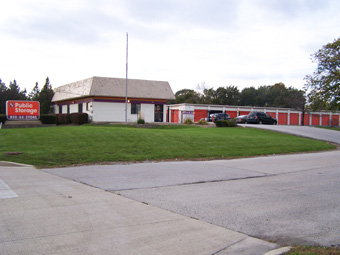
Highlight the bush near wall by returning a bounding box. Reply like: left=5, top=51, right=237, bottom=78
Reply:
left=137, top=118, right=145, bottom=124
left=57, top=114, right=71, bottom=125
left=184, top=118, right=194, bottom=124
left=40, top=114, right=57, bottom=124
left=70, top=113, right=88, bottom=125
left=0, top=114, right=6, bottom=124
left=215, top=119, right=237, bottom=127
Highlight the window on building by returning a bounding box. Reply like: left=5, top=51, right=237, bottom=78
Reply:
left=131, top=103, right=141, bottom=114
left=67, top=105, right=70, bottom=114
left=78, top=103, right=83, bottom=113
left=59, top=105, right=62, bottom=114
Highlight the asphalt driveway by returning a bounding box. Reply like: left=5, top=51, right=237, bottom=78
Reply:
left=240, top=124, right=340, bottom=145
left=44, top=150, right=340, bottom=247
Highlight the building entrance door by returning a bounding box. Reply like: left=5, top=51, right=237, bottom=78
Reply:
left=154, top=104, right=163, bottom=122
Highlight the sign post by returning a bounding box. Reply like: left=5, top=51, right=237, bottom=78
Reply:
left=6, top=101, right=40, bottom=120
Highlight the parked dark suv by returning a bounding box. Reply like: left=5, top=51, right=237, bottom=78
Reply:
left=247, top=111, right=277, bottom=125
left=213, top=113, right=230, bottom=122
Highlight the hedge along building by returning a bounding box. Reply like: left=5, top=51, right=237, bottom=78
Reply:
left=51, top=76, right=175, bottom=123
left=167, top=103, right=340, bottom=126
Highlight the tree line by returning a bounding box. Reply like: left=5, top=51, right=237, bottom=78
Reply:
left=173, top=36, right=340, bottom=112
left=0, top=77, right=54, bottom=115
left=172, top=82, right=306, bottom=110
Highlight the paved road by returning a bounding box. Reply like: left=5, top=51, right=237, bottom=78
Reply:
left=240, top=124, right=340, bottom=145
left=1, top=162, right=278, bottom=255
left=45, top=150, right=340, bottom=248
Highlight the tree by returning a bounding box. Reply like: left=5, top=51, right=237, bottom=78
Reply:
left=0, top=79, right=28, bottom=114
left=240, top=87, right=257, bottom=106
left=0, top=79, right=7, bottom=114
left=202, top=88, right=217, bottom=104
left=305, top=37, right=340, bottom=110
left=7, top=80, right=27, bottom=101
left=215, top=85, right=240, bottom=105
left=0, top=77, right=55, bottom=115
left=255, top=86, right=270, bottom=107
left=175, top=89, right=202, bottom=104
left=267, top=82, right=287, bottom=107
left=283, top=87, right=306, bottom=110
left=38, top=77, right=54, bottom=114
left=28, top=82, right=40, bottom=101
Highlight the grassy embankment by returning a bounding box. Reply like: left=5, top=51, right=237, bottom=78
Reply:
left=319, top=127, right=340, bottom=131
left=285, top=246, right=340, bottom=254
left=0, top=124, right=335, bottom=168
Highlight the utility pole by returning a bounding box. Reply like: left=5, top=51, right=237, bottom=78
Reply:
left=125, top=33, right=128, bottom=123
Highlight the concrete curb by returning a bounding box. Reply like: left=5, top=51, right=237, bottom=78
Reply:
left=0, top=161, right=32, bottom=167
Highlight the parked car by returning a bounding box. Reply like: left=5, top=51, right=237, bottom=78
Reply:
left=235, top=115, right=248, bottom=124
left=213, top=113, right=230, bottom=122
left=246, top=111, right=277, bottom=125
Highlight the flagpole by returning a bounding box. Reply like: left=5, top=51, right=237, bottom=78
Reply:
left=125, top=33, right=128, bottom=123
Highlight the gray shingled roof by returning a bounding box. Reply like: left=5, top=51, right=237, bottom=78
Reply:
left=52, top=76, right=175, bottom=102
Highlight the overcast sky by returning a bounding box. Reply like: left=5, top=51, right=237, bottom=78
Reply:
left=1, top=0, right=339, bottom=94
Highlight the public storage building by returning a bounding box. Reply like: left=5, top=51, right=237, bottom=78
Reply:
left=52, top=76, right=175, bottom=123
left=167, top=103, right=340, bottom=126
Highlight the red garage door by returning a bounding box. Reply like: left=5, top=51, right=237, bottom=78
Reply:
left=322, top=114, right=330, bottom=126
left=303, top=114, right=310, bottom=125
left=290, top=113, right=299, bottom=125
left=267, top=112, right=276, bottom=118
left=171, top=110, right=179, bottom=123
left=278, top=113, right=288, bottom=125
left=227, top=110, right=238, bottom=118
left=331, top=115, right=339, bottom=126
left=194, top=110, right=208, bottom=122
left=312, top=114, right=320, bottom=126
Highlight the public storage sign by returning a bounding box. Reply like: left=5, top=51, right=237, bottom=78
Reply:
left=6, top=101, right=40, bottom=120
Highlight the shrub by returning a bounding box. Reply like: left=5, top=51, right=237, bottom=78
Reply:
left=0, top=114, right=6, bottom=124
left=227, top=119, right=237, bottom=127
left=184, top=118, right=194, bottom=125
left=215, top=120, right=228, bottom=127
left=137, top=111, right=145, bottom=124
left=137, top=118, right=145, bottom=124
left=70, top=113, right=88, bottom=125
left=40, top=114, right=57, bottom=124
left=57, top=114, right=71, bottom=125
left=215, top=119, right=237, bottom=127
left=198, top=119, right=208, bottom=125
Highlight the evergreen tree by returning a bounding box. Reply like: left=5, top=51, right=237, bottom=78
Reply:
left=0, top=79, right=28, bottom=114
left=7, top=80, right=27, bottom=101
left=28, top=82, right=40, bottom=101
left=0, top=79, right=7, bottom=114
left=38, top=77, right=54, bottom=114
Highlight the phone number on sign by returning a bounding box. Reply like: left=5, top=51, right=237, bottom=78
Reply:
left=7, top=115, right=39, bottom=120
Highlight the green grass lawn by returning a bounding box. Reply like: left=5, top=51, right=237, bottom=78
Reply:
left=318, top=127, right=340, bottom=131
left=0, top=124, right=335, bottom=168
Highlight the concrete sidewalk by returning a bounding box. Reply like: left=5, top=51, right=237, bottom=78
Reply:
left=0, top=162, right=278, bottom=255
